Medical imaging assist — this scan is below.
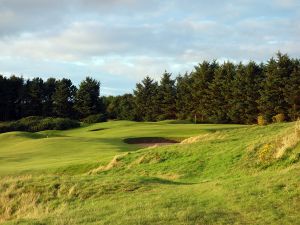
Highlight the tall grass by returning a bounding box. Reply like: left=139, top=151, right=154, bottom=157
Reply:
left=275, top=120, right=300, bottom=158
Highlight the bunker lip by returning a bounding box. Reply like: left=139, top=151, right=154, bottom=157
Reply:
left=123, top=137, right=180, bottom=147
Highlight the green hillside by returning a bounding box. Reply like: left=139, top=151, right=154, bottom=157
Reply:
left=0, top=121, right=299, bottom=224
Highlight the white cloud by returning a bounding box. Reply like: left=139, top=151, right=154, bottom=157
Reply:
left=275, top=0, right=299, bottom=8
left=0, top=0, right=299, bottom=94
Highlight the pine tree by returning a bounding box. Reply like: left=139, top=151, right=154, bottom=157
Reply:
left=158, top=71, right=176, bottom=120
left=206, top=62, right=234, bottom=123
left=52, top=78, right=77, bottom=118
left=0, top=75, right=5, bottom=121
left=228, top=62, right=262, bottom=124
left=23, top=77, right=45, bottom=116
left=0, top=75, right=24, bottom=120
left=108, top=94, right=136, bottom=120
left=284, top=59, right=300, bottom=120
left=190, top=61, right=217, bottom=122
left=43, top=78, right=56, bottom=117
left=74, top=77, right=101, bottom=118
left=176, top=73, right=193, bottom=120
left=258, top=53, right=294, bottom=121
left=134, top=76, right=159, bottom=121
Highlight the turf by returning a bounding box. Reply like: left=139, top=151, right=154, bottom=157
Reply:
left=0, top=121, right=299, bottom=224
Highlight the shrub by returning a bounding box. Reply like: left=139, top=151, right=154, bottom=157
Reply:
left=0, top=117, right=80, bottom=133
left=51, top=118, right=80, bottom=130
left=272, top=113, right=285, bottom=123
left=257, top=115, right=267, bottom=126
left=0, top=122, right=13, bottom=133
left=38, top=117, right=56, bottom=130
left=82, top=114, right=107, bottom=124
left=16, top=116, right=41, bottom=131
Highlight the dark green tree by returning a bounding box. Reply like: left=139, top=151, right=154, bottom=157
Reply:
left=74, top=77, right=101, bottom=118
left=23, top=78, right=45, bottom=116
left=206, top=62, right=235, bottom=123
left=100, top=96, right=116, bottom=119
left=0, top=75, right=24, bottom=120
left=2, top=76, right=24, bottom=120
left=52, top=78, right=77, bottom=118
left=176, top=73, right=193, bottom=120
left=9, top=75, right=25, bottom=120
left=258, top=53, right=294, bottom=121
left=284, top=59, right=300, bottom=120
left=107, top=94, right=136, bottom=120
left=134, top=76, right=159, bottom=121
left=43, top=78, right=56, bottom=116
left=228, top=62, right=262, bottom=124
left=0, top=75, right=5, bottom=120
left=190, top=61, right=217, bottom=122
left=158, top=71, right=177, bottom=120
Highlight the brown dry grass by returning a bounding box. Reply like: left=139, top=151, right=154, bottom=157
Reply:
left=274, top=120, right=300, bottom=158
left=180, top=132, right=226, bottom=144
left=88, top=153, right=128, bottom=174
left=254, top=120, right=300, bottom=162
left=0, top=176, right=47, bottom=222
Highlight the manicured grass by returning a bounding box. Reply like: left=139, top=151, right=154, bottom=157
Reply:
left=0, top=121, right=299, bottom=224
left=0, top=121, right=243, bottom=176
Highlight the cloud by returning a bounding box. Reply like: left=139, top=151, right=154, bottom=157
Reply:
left=0, top=0, right=299, bottom=94
left=274, top=0, right=300, bottom=8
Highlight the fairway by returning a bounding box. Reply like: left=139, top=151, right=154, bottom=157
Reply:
left=0, top=121, right=243, bottom=176
left=0, top=121, right=299, bottom=224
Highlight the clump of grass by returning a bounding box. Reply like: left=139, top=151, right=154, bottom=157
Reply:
left=257, top=115, right=267, bottom=125
left=272, top=113, right=285, bottom=123
left=274, top=120, right=300, bottom=158
left=258, top=143, right=273, bottom=161
left=253, top=120, right=300, bottom=164
left=0, top=179, right=45, bottom=222
left=180, top=132, right=226, bottom=144
left=88, top=153, right=128, bottom=174
left=243, top=121, right=300, bottom=170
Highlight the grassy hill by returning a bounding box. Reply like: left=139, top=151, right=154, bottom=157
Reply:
left=0, top=121, right=299, bottom=224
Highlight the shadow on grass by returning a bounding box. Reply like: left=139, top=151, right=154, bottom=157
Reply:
left=123, top=137, right=180, bottom=144
left=139, top=176, right=195, bottom=185
left=88, top=128, right=108, bottom=132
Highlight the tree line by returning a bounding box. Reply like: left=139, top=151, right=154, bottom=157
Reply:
left=0, top=76, right=101, bottom=121
left=1, top=53, right=299, bottom=124
left=104, top=53, right=300, bottom=124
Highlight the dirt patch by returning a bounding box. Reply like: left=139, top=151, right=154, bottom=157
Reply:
left=123, top=137, right=180, bottom=147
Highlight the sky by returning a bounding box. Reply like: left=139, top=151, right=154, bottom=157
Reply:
left=0, top=0, right=299, bottom=95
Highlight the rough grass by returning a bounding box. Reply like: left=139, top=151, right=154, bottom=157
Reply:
left=0, top=121, right=299, bottom=224
left=274, top=120, right=300, bottom=158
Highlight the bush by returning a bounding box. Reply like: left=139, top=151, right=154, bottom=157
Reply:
left=82, top=114, right=107, bottom=124
left=0, top=122, right=13, bottom=133
left=257, top=115, right=267, bottom=126
left=38, top=117, right=56, bottom=131
left=272, top=113, right=285, bottom=123
left=51, top=118, right=80, bottom=130
left=0, top=117, right=80, bottom=133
